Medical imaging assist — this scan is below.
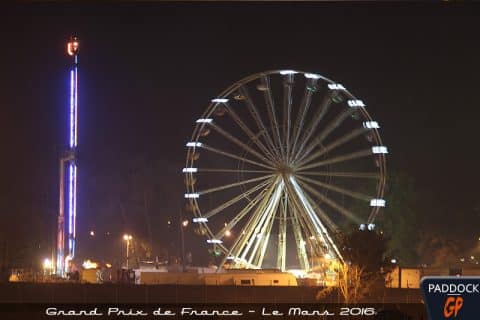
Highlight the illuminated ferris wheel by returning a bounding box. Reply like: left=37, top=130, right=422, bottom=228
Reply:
left=183, top=70, right=387, bottom=272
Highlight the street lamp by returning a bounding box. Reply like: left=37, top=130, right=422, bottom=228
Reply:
left=123, top=234, right=133, bottom=269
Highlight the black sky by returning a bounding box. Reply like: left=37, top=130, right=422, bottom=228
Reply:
left=1, top=2, right=480, bottom=266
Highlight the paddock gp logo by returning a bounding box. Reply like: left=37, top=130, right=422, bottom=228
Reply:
left=421, top=277, right=480, bottom=319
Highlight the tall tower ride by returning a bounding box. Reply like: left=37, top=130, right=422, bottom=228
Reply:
left=56, top=36, right=79, bottom=276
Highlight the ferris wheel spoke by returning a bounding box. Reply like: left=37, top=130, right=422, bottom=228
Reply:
left=203, top=178, right=272, bottom=220
left=214, top=186, right=268, bottom=239
left=223, top=102, right=277, bottom=161
left=240, top=180, right=283, bottom=263
left=208, top=122, right=275, bottom=166
left=261, top=75, right=284, bottom=158
left=239, top=85, right=280, bottom=160
left=302, top=191, right=339, bottom=232
left=291, top=93, right=334, bottom=163
left=198, top=174, right=274, bottom=196
left=297, top=170, right=380, bottom=179
left=290, top=78, right=317, bottom=162
left=296, top=127, right=369, bottom=167
left=297, top=148, right=372, bottom=171
left=254, top=205, right=276, bottom=267
left=287, top=176, right=343, bottom=261
left=201, top=144, right=275, bottom=170
left=282, top=73, right=294, bottom=161
left=297, top=175, right=372, bottom=202
left=297, top=108, right=357, bottom=164
left=297, top=178, right=362, bottom=224
left=197, top=168, right=271, bottom=174
left=227, top=179, right=279, bottom=266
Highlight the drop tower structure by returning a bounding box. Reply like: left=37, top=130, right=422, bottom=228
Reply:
left=56, top=36, right=79, bottom=276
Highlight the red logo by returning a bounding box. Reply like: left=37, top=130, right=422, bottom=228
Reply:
left=443, top=296, right=463, bottom=318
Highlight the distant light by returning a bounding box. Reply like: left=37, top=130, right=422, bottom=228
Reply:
left=207, top=239, right=223, bottom=244
left=193, top=217, right=208, bottom=223
left=391, top=258, right=397, bottom=264
left=328, top=83, right=345, bottom=90
left=370, top=199, right=386, bottom=207
left=184, top=193, right=200, bottom=199
left=105, top=263, right=112, bottom=268
left=460, top=257, right=465, bottom=262
left=182, top=220, right=189, bottom=227
left=196, top=118, right=213, bottom=123
left=304, top=73, right=321, bottom=79
left=43, top=258, right=53, bottom=271
left=89, top=230, right=95, bottom=237
left=186, top=142, right=203, bottom=147
left=367, top=223, right=375, bottom=231
left=348, top=99, right=366, bottom=107
left=226, top=255, right=235, bottom=260
left=123, top=234, right=133, bottom=241
left=324, top=253, right=332, bottom=260
left=363, top=121, right=380, bottom=129
left=211, top=98, right=229, bottom=103
left=225, top=230, right=231, bottom=237
left=471, top=256, right=475, bottom=260
left=372, top=146, right=388, bottom=154
left=280, top=70, right=297, bottom=75
left=182, top=168, right=198, bottom=173
left=82, top=259, right=98, bottom=270
left=167, top=220, right=171, bottom=225
left=359, top=224, right=366, bottom=231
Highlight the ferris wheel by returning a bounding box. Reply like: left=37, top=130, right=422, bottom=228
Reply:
left=183, top=70, right=387, bottom=272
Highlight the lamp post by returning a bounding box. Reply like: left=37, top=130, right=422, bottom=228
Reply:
left=123, top=234, right=133, bottom=269
left=180, top=219, right=188, bottom=272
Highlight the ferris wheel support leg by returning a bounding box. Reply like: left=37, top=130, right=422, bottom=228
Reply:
left=248, top=181, right=283, bottom=266
left=290, top=203, right=310, bottom=272
left=244, top=182, right=283, bottom=264
left=228, top=181, right=278, bottom=266
left=276, top=195, right=287, bottom=271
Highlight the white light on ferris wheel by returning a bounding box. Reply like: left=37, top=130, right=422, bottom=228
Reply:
left=280, top=70, right=297, bottom=75
left=304, top=73, right=321, bottom=79
left=372, top=146, right=388, bottom=154
left=182, top=168, right=198, bottom=173
left=328, top=83, right=345, bottom=90
left=186, top=142, right=203, bottom=147
left=207, top=239, right=223, bottom=244
left=348, top=99, right=366, bottom=107
left=370, top=199, right=386, bottom=207
left=184, top=193, right=200, bottom=199
left=363, top=121, right=380, bottom=129
left=196, top=118, right=213, bottom=123
left=193, top=217, right=208, bottom=223
left=211, top=98, right=229, bottom=103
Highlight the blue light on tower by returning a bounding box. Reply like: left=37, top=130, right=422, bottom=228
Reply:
left=56, top=36, right=79, bottom=276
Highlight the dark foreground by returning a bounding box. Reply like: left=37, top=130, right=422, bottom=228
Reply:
left=0, top=283, right=426, bottom=319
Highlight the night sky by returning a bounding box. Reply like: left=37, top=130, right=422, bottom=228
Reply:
left=1, top=2, right=480, bottom=268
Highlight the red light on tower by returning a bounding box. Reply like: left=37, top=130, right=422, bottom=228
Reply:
left=67, top=36, right=80, bottom=56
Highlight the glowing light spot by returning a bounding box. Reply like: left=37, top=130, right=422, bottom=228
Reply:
left=370, top=199, right=386, bottom=207
left=363, top=121, right=380, bottom=129
left=348, top=99, right=366, bottom=107
left=372, top=146, right=388, bottom=154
